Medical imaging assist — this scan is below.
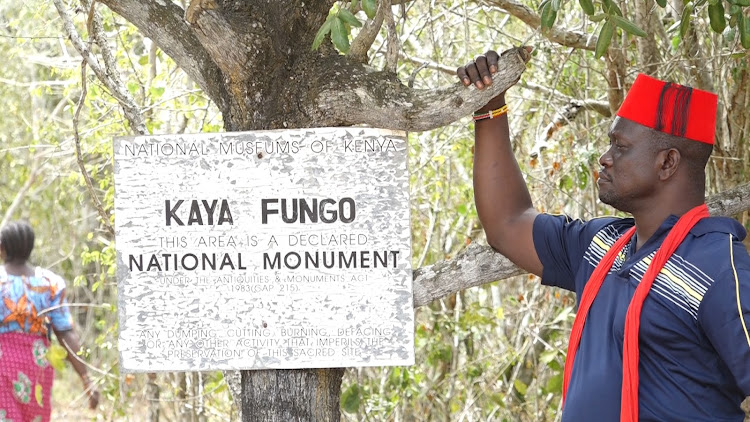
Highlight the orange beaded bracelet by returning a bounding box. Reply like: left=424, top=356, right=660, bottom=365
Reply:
left=472, top=104, right=508, bottom=121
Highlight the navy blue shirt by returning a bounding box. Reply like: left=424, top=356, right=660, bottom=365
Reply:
left=533, top=214, right=750, bottom=421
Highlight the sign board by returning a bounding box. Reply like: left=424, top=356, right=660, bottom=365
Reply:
left=114, top=128, right=414, bottom=372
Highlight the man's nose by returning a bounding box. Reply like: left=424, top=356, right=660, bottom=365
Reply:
left=599, top=148, right=613, bottom=167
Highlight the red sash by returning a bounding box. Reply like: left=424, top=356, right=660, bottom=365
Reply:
left=561, top=204, right=709, bottom=421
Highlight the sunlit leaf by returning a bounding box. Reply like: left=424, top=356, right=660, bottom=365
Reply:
left=541, top=2, right=557, bottom=28
left=540, top=349, right=558, bottom=365
left=311, top=18, right=333, bottom=51
left=595, top=20, right=614, bottom=59
left=546, top=374, right=563, bottom=393
left=514, top=379, right=528, bottom=396
left=331, top=16, right=350, bottom=53
left=579, top=0, right=595, bottom=15
left=590, top=13, right=607, bottom=22
left=708, top=2, right=726, bottom=33
left=46, top=344, right=68, bottom=372
left=338, top=9, right=363, bottom=28
left=680, top=3, right=694, bottom=38
left=740, top=13, right=750, bottom=48
left=610, top=15, right=648, bottom=37
left=362, top=0, right=377, bottom=19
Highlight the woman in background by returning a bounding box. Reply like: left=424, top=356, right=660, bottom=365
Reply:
left=0, top=220, right=99, bottom=421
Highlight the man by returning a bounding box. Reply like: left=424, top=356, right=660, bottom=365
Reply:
left=457, top=50, right=750, bottom=421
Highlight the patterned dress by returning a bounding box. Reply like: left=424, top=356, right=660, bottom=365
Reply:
left=0, top=267, right=72, bottom=422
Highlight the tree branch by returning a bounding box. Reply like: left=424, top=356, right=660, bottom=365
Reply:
left=521, top=82, right=611, bottom=117
left=633, top=0, right=662, bottom=76
left=183, top=0, right=254, bottom=81
left=54, top=0, right=148, bottom=135
left=705, top=182, right=750, bottom=218
left=383, top=0, right=400, bottom=73
left=74, top=62, right=115, bottom=236
left=96, top=0, right=229, bottom=111
left=311, top=46, right=532, bottom=131
left=530, top=100, right=585, bottom=157
left=412, top=181, right=750, bottom=308
left=350, top=0, right=386, bottom=63
left=413, top=242, right=525, bottom=307
left=481, top=0, right=596, bottom=51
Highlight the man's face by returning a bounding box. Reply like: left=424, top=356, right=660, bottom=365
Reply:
left=597, top=117, right=662, bottom=213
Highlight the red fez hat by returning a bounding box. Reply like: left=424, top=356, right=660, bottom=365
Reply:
left=616, top=74, right=717, bottom=145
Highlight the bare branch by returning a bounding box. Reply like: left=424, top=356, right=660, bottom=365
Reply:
left=383, top=0, right=400, bottom=73
left=313, top=46, right=531, bottom=131
left=412, top=181, right=750, bottom=307
left=633, top=0, right=662, bottom=75
left=400, top=52, right=457, bottom=75
left=74, top=63, right=115, bottom=236
left=81, top=0, right=121, bottom=83
left=413, top=242, right=525, bottom=307
left=53, top=0, right=148, bottom=135
left=521, top=82, right=611, bottom=117
left=530, top=101, right=585, bottom=157
left=481, top=0, right=596, bottom=51
left=604, top=43, right=627, bottom=114
left=706, top=182, right=750, bottom=218
left=96, top=0, right=229, bottom=110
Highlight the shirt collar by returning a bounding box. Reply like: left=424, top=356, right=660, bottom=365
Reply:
left=635, top=215, right=746, bottom=251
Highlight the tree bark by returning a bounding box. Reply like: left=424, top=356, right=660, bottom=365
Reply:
left=240, top=369, right=345, bottom=422
left=633, top=0, right=662, bottom=75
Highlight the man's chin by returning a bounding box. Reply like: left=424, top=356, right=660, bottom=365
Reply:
left=598, top=193, right=631, bottom=213
left=598, top=192, right=617, bottom=208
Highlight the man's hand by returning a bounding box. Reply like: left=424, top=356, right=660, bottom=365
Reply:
left=456, top=50, right=516, bottom=113
left=457, top=50, right=500, bottom=89
left=88, top=388, right=100, bottom=410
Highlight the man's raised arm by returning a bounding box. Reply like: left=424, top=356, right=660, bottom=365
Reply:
left=458, top=50, right=543, bottom=276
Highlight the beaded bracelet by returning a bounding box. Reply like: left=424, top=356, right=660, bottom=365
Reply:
left=472, top=104, right=509, bottom=121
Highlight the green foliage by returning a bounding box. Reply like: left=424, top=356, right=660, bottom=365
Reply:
left=680, top=3, right=694, bottom=38
left=740, top=12, right=750, bottom=48
left=46, top=344, right=68, bottom=372
left=568, top=0, right=749, bottom=52
left=595, top=21, right=614, bottom=58
left=609, top=15, right=647, bottom=37
left=539, top=0, right=558, bottom=29
left=341, top=384, right=362, bottom=413
left=708, top=2, right=727, bottom=33
left=312, top=2, right=375, bottom=53
left=331, top=15, right=351, bottom=53
left=579, top=0, right=595, bottom=16
left=362, top=0, right=378, bottom=19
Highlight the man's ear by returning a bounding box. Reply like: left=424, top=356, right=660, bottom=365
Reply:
left=658, top=148, right=681, bottom=181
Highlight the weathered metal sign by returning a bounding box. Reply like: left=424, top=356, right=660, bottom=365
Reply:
left=114, top=128, right=414, bottom=372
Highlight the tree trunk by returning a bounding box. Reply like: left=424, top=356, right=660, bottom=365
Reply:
left=240, top=369, right=346, bottom=421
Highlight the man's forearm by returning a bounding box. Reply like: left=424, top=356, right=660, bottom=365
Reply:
left=473, top=97, right=535, bottom=249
